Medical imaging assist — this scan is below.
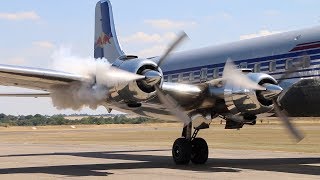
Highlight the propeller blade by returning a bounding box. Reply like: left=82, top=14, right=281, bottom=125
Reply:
left=273, top=99, right=304, bottom=142
left=95, top=62, right=145, bottom=87
left=155, top=85, right=191, bottom=126
left=223, top=60, right=266, bottom=90
left=152, top=31, right=192, bottom=126
left=157, top=31, right=189, bottom=67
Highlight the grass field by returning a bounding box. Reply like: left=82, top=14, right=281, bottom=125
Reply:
left=0, top=119, right=319, bottom=153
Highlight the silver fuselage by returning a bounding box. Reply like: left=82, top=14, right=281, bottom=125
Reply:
left=111, top=26, right=320, bottom=118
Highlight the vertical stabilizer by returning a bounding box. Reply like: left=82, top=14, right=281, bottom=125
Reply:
left=94, top=0, right=124, bottom=62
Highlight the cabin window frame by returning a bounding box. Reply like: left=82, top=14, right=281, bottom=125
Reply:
left=168, top=74, right=172, bottom=82
left=285, top=58, right=293, bottom=70
left=254, top=63, right=261, bottom=73
left=302, top=55, right=311, bottom=68
left=189, top=72, right=194, bottom=82
left=269, top=60, right=276, bottom=72
left=200, top=68, right=208, bottom=81
left=178, top=73, right=183, bottom=82
left=213, top=68, right=219, bottom=79
left=239, top=62, right=248, bottom=69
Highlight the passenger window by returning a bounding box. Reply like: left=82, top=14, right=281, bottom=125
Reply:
left=269, top=61, right=276, bottom=72
left=254, top=63, right=261, bottom=72
left=168, top=75, right=172, bottom=82
left=285, top=58, right=293, bottom=70
left=213, top=68, right=219, bottom=79
left=239, top=62, right=247, bottom=69
left=189, top=72, right=194, bottom=81
left=302, top=55, right=311, bottom=68
left=200, top=68, right=208, bottom=81
left=178, top=74, right=183, bottom=82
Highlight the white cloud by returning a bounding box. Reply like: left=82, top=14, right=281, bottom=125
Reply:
left=144, top=19, right=196, bottom=29
left=240, top=30, right=282, bottom=40
left=32, top=41, right=55, bottom=49
left=0, top=11, right=40, bottom=21
left=121, top=32, right=177, bottom=44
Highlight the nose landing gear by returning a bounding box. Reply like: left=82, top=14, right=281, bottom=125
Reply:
left=172, top=122, right=209, bottom=165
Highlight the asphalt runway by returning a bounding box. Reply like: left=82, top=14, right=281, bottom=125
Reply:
left=0, top=143, right=319, bottom=179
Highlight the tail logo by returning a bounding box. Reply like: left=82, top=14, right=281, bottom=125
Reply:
left=95, top=32, right=112, bottom=48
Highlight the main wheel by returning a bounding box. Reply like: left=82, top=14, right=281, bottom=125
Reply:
left=191, top=138, right=208, bottom=164
left=172, top=138, right=191, bottom=165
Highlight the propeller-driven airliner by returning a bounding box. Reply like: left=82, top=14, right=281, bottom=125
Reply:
left=1, top=0, right=319, bottom=164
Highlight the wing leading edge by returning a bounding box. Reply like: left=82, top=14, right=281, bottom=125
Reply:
left=0, top=93, right=50, bottom=97
left=0, top=64, right=91, bottom=91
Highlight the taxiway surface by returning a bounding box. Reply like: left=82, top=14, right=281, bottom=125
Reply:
left=0, top=143, right=319, bottom=179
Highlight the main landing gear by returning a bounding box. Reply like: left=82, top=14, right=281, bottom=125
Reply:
left=172, top=122, right=209, bottom=165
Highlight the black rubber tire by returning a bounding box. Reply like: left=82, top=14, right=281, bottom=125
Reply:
left=172, top=138, right=192, bottom=165
left=191, top=138, right=208, bottom=164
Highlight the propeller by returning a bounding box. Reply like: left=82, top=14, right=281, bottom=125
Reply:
left=155, top=86, right=192, bottom=126
left=148, top=31, right=305, bottom=141
left=94, top=60, right=145, bottom=87
left=272, top=58, right=305, bottom=142
left=153, top=31, right=193, bottom=126
left=223, top=59, right=305, bottom=142
left=272, top=99, right=304, bottom=142
left=222, top=60, right=266, bottom=90
left=157, top=31, right=189, bottom=68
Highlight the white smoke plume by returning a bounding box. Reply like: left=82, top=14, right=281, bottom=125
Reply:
left=49, top=47, right=143, bottom=111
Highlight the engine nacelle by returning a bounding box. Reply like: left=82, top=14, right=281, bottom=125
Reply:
left=210, top=73, right=280, bottom=117
left=110, top=57, right=162, bottom=105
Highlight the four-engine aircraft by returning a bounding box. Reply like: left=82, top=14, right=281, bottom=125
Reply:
left=0, top=0, right=319, bottom=164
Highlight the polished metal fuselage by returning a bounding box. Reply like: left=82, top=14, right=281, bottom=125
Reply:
left=107, top=26, right=320, bottom=119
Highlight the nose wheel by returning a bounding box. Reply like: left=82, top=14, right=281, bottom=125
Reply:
left=172, top=123, right=209, bottom=165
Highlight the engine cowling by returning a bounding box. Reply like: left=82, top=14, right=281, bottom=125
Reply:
left=210, top=73, right=281, bottom=117
left=110, top=57, right=162, bottom=105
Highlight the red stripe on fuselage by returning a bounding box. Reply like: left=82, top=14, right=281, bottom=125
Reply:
left=290, top=43, right=320, bottom=52
left=296, top=40, right=320, bottom=46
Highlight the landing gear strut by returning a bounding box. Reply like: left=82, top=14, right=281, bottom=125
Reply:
left=172, top=122, right=209, bottom=165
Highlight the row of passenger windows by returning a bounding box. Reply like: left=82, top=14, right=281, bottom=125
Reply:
left=241, top=56, right=311, bottom=73
left=167, top=68, right=219, bottom=82
left=166, top=56, right=311, bottom=82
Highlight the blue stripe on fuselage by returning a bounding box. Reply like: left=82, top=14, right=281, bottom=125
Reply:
left=163, top=48, right=320, bottom=75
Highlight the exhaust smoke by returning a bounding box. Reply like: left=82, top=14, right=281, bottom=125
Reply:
left=49, top=47, right=143, bottom=110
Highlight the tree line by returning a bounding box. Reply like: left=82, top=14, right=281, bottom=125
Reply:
left=0, top=113, right=164, bottom=127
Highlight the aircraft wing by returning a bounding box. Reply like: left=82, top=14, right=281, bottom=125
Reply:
left=0, top=64, right=90, bottom=91
left=0, top=93, right=50, bottom=97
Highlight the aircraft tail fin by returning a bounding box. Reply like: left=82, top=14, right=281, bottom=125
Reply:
left=94, top=0, right=124, bottom=62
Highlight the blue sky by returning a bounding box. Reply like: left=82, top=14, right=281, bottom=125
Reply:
left=0, top=0, right=319, bottom=115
